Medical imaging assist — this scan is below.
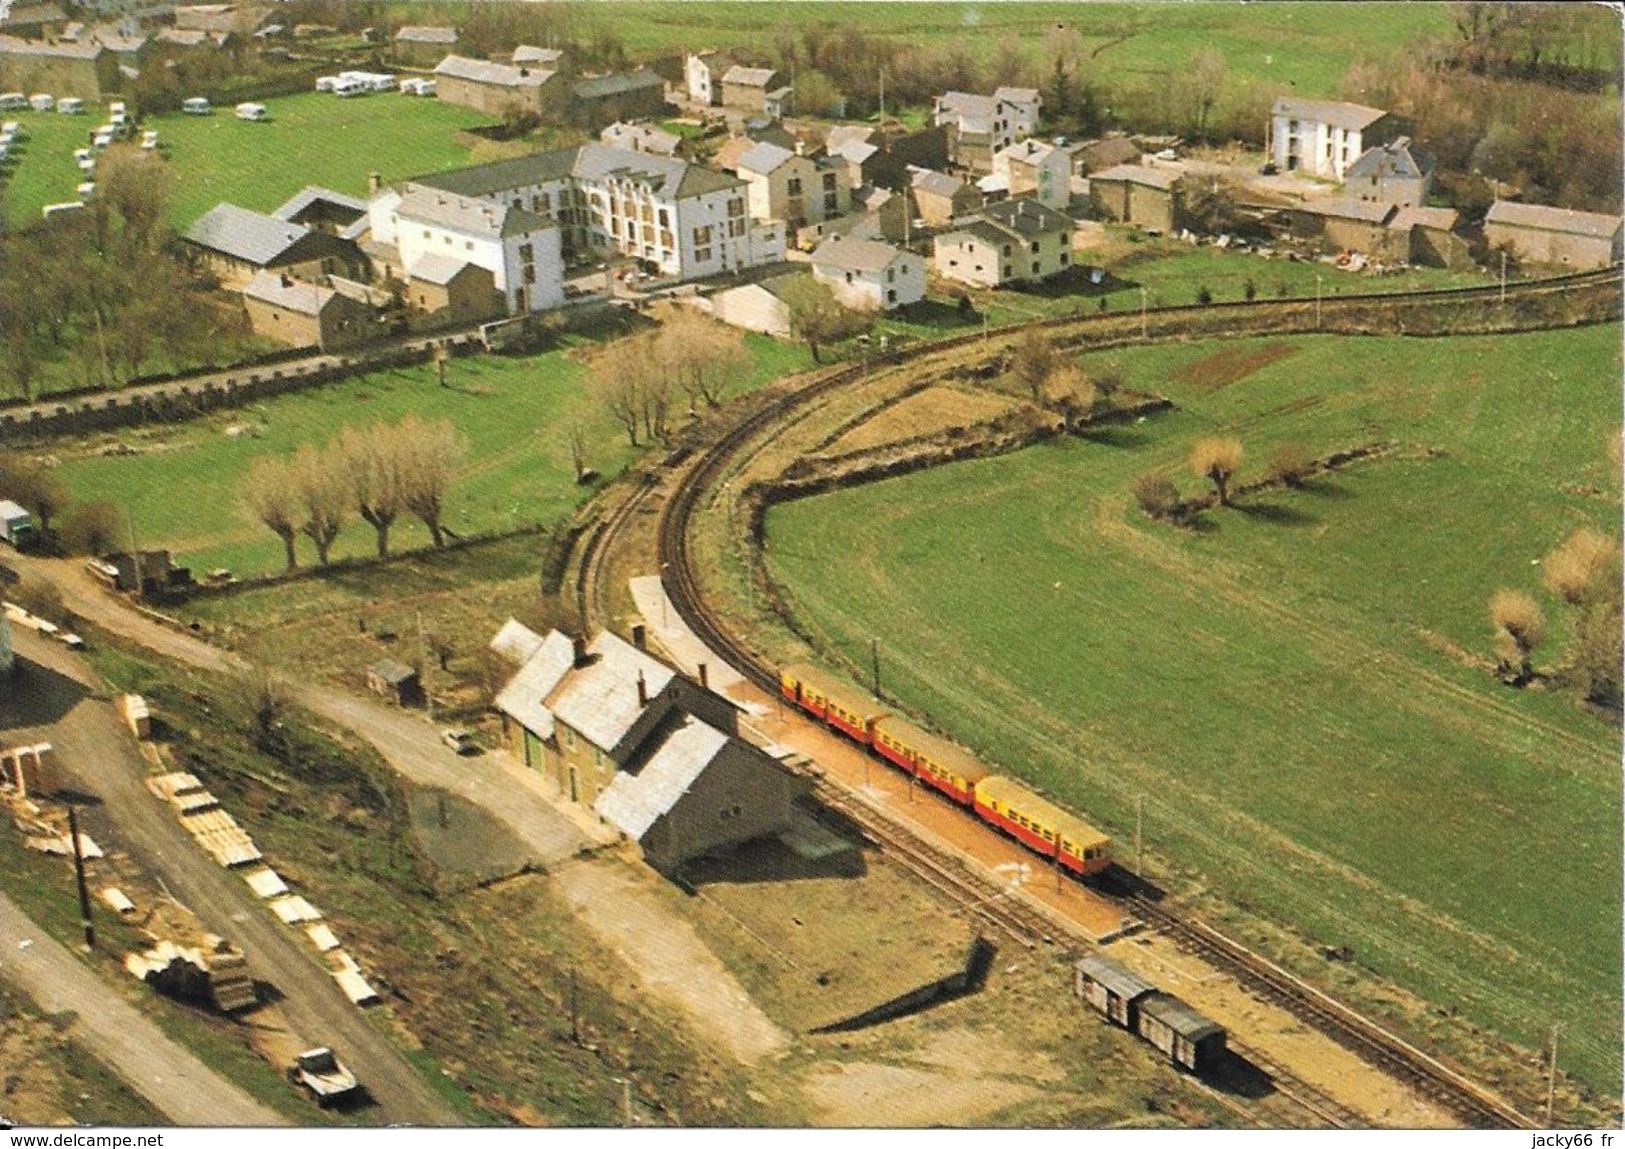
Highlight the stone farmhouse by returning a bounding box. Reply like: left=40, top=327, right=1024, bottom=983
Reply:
left=933, top=87, right=1041, bottom=172
left=933, top=198, right=1073, bottom=288
left=735, top=140, right=850, bottom=232
left=1344, top=137, right=1432, bottom=208
left=1484, top=201, right=1624, bottom=270
left=809, top=235, right=925, bottom=311
left=1269, top=96, right=1394, bottom=181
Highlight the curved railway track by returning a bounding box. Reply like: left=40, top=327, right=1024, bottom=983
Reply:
left=571, top=270, right=1616, bottom=1129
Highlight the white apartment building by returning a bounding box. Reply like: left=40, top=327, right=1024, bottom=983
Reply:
left=1270, top=96, right=1390, bottom=181
left=370, top=186, right=564, bottom=314
left=392, top=143, right=772, bottom=282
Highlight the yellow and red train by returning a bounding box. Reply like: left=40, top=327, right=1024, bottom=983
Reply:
left=781, top=663, right=1112, bottom=877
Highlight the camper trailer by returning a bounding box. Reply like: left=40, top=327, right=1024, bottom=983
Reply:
left=181, top=97, right=212, bottom=115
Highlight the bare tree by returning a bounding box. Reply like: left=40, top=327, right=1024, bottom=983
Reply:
left=592, top=336, right=648, bottom=446
left=1010, top=329, right=1056, bottom=403
left=1044, top=362, right=1097, bottom=429
left=1489, top=588, right=1544, bottom=685
left=661, top=308, right=749, bottom=410
left=1132, top=471, right=1182, bottom=521
left=1542, top=527, right=1615, bottom=606
left=1189, top=436, right=1244, bottom=506
left=339, top=423, right=404, bottom=558
left=1266, top=442, right=1315, bottom=488
left=566, top=425, right=593, bottom=483
left=0, top=459, right=70, bottom=534
left=60, top=500, right=124, bottom=556
left=245, top=454, right=300, bottom=570
left=779, top=276, right=871, bottom=364
left=293, top=442, right=348, bottom=565
left=397, top=415, right=466, bottom=548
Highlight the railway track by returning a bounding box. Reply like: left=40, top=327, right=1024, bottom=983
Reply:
left=569, top=271, right=1610, bottom=1130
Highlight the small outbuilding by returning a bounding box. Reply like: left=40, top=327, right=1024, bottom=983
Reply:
left=367, top=659, right=423, bottom=707
left=1483, top=200, right=1624, bottom=271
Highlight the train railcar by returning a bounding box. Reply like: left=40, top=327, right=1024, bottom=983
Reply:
left=972, top=775, right=1112, bottom=876
left=780, top=663, right=888, bottom=745
left=1074, top=953, right=1155, bottom=1029
left=871, top=715, right=989, bottom=806
left=1134, top=992, right=1227, bottom=1073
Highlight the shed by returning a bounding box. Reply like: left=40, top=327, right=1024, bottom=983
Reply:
left=1074, top=953, right=1155, bottom=1028
left=1135, top=992, right=1227, bottom=1073
left=367, top=658, right=423, bottom=706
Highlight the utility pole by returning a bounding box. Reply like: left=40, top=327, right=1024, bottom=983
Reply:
left=870, top=636, right=880, bottom=699
left=616, top=1077, right=633, bottom=1127
left=1139, top=286, right=1148, bottom=340
left=1500, top=250, right=1507, bottom=304
left=1314, top=273, right=1323, bottom=330
left=1135, top=794, right=1145, bottom=877
left=1545, top=1023, right=1561, bottom=1125
left=568, top=968, right=581, bottom=1045
left=416, top=608, right=434, bottom=723
left=126, top=504, right=143, bottom=598
left=68, top=806, right=94, bottom=951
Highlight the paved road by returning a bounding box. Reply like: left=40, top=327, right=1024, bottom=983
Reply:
left=1, top=627, right=461, bottom=1127
left=0, top=893, right=286, bottom=1126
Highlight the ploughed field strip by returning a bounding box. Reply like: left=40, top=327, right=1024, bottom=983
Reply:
left=560, top=282, right=1623, bottom=1127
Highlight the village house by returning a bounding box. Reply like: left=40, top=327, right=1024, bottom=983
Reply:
left=512, top=44, right=566, bottom=69
left=1483, top=200, right=1624, bottom=270
left=171, top=3, right=263, bottom=34
left=241, top=271, right=376, bottom=351
left=1269, top=96, right=1393, bottom=181
left=0, top=36, right=117, bottom=100
left=389, top=143, right=777, bottom=282
left=796, top=187, right=911, bottom=250
left=0, top=2, right=66, bottom=38
left=1390, top=205, right=1471, bottom=269
left=272, top=186, right=369, bottom=237
left=933, top=198, right=1073, bottom=288
left=182, top=203, right=366, bottom=289
left=491, top=625, right=802, bottom=871
left=392, top=25, right=457, bottom=67
left=1286, top=197, right=1397, bottom=255
left=601, top=119, right=682, bottom=157
left=683, top=50, right=730, bottom=106
left=368, top=185, right=563, bottom=314
left=719, top=64, right=785, bottom=114
left=400, top=252, right=502, bottom=326
left=1089, top=164, right=1183, bottom=232
left=366, top=659, right=423, bottom=707
left=569, top=70, right=666, bottom=130
left=810, top=234, right=924, bottom=311
left=432, top=54, right=567, bottom=119
left=933, top=87, right=1041, bottom=172
left=993, top=137, right=1071, bottom=210
left=909, top=166, right=983, bottom=228
left=735, top=140, right=850, bottom=232
left=1069, top=134, right=1141, bottom=176
left=1344, top=137, right=1432, bottom=208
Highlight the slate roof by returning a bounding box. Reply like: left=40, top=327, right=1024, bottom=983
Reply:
left=1389, top=205, right=1458, bottom=232
left=493, top=630, right=576, bottom=741
left=936, top=91, right=996, bottom=121
left=488, top=618, right=545, bottom=665
left=825, top=125, right=874, bottom=151
left=409, top=150, right=578, bottom=197
left=406, top=252, right=479, bottom=285
left=711, top=135, right=754, bottom=173
left=811, top=235, right=905, bottom=274
left=0, top=34, right=103, bottom=58
left=1294, top=197, right=1396, bottom=224
left=601, top=120, right=681, bottom=156
left=1272, top=96, right=1387, bottom=132
left=1344, top=137, right=1431, bottom=183
left=721, top=64, right=778, bottom=88
left=394, top=186, right=554, bottom=239
left=910, top=167, right=970, bottom=199
left=1076, top=954, right=1156, bottom=1001
left=593, top=715, right=729, bottom=839
left=828, top=137, right=878, bottom=166
left=736, top=140, right=795, bottom=176
left=369, top=658, right=417, bottom=686
left=272, top=185, right=367, bottom=223
left=513, top=45, right=564, bottom=65
left=433, top=54, right=553, bottom=88
left=183, top=203, right=319, bottom=265
left=545, top=630, right=676, bottom=753
left=1090, top=162, right=1180, bottom=190
left=993, top=86, right=1040, bottom=106
left=572, top=70, right=662, bottom=101
left=1485, top=200, right=1623, bottom=240
left=408, top=143, right=739, bottom=203
left=394, top=25, right=456, bottom=43
left=242, top=271, right=339, bottom=316
left=979, top=197, right=1072, bottom=236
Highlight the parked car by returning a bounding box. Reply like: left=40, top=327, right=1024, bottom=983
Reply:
left=288, top=1048, right=360, bottom=1105
left=440, top=729, right=476, bottom=755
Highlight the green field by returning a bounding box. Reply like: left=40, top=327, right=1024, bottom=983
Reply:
left=606, top=2, right=1453, bottom=97
left=764, top=323, right=1623, bottom=1093
left=2, top=90, right=497, bottom=230
left=50, top=334, right=810, bottom=577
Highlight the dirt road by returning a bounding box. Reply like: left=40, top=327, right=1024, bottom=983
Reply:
left=2, top=627, right=462, bottom=1126
left=0, top=893, right=285, bottom=1126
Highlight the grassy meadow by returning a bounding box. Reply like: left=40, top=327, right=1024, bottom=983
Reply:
left=1, top=90, right=500, bottom=231
left=47, top=334, right=810, bottom=578
left=763, top=323, right=1623, bottom=1093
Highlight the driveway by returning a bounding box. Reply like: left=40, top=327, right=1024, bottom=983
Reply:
left=2, top=627, right=461, bottom=1126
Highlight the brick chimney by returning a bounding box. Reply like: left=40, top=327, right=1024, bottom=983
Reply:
left=572, top=634, right=588, bottom=667
left=630, top=622, right=647, bottom=650
left=697, top=662, right=709, bottom=690
left=636, top=670, right=648, bottom=708
left=368, top=171, right=381, bottom=195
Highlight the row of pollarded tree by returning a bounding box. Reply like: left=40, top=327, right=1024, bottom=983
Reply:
left=590, top=307, right=754, bottom=447
left=243, top=414, right=467, bottom=570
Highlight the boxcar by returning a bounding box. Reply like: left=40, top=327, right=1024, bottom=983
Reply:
left=1135, top=992, right=1227, bottom=1073
left=780, top=663, right=888, bottom=745
left=1074, top=953, right=1155, bottom=1029
left=872, top=715, right=989, bottom=806
left=972, top=776, right=1111, bottom=876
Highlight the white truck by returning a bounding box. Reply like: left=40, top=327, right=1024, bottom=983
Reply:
left=0, top=500, right=34, bottom=547
left=288, top=1047, right=360, bottom=1105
